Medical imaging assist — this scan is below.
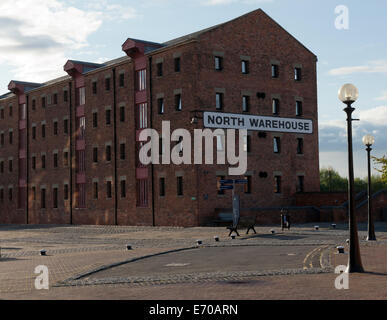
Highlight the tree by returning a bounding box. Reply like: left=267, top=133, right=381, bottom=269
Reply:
left=320, top=167, right=348, bottom=192
left=373, top=156, right=387, bottom=182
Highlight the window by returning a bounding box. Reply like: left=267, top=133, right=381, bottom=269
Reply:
left=175, top=94, right=182, bottom=111
left=137, top=103, right=148, bottom=129
left=64, top=184, right=69, bottom=200
left=105, top=78, right=111, bottom=91
left=41, top=155, right=46, bottom=169
left=217, top=176, right=225, bottom=195
left=0, top=189, right=3, bottom=202
left=177, top=176, right=183, bottom=196
left=93, top=182, right=98, bottom=199
left=297, top=176, right=305, bottom=193
left=42, top=97, right=46, bottom=108
left=9, top=131, right=12, bottom=145
left=216, top=93, right=224, bottom=110
left=63, top=90, right=68, bottom=102
left=105, top=109, right=111, bottom=125
left=106, top=181, right=112, bottom=199
left=9, top=105, right=13, bottom=117
left=53, top=187, right=58, bottom=208
left=106, top=145, right=111, bottom=162
left=159, top=138, right=164, bottom=155
left=41, top=188, right=46, bottom=208
left=120, top=180, right=126, bottom=198
left=244, top=176, right=252, bottom=194
left=272, top=98, right=280, bottom=115
left=9, top=159, right=12, bottom=172
left=174, top=57, right=181, bottom=72
left=159, top=178, right=165, bottom=197
left=120, top=143, right=125, bottom=160
left=271, top=64, right=279, bottom=78
left=32, top=126, right=36, bottom=140
left=241, top=60, right=249, bottom=74
left=297, top=138, right=304, bottom=155
left=53, top=121, right=58, bottom=135
left=295, top=67, right=302, bottom=81
left=119, top=73, right=125, bottom=87
left=92, top=81, right=97, bottom=94
left=0, top=109, right=3, bottom=119
left=9, top=187, right=13, bottom=201
left=296, top=101, right=303, bottom=116
left=136, top=69, right=146, bottom=91
left=214, top=56, right=223, bottom=71
left=41, top=124, right=46, bottom=138
left=274, top=137, right=281, bottom=154
left=32, top=156, right=36, bottom=170
left=93, top=112, right=98, bottom=128
left=157, top=63, right=163, bottom=77
left=0, top=133, right=3, bottom=146
left=274, top=176, right=281, bottom=193
left=53, top=93, right=58, bottom=105
left=120, top=106, right=125, bottom=122
left=64, top=119, right=69, bottom=134
left=0, top=161, right=3, bottom=173
left=242, top=96, right=250, bottom=112
left=63, top=152, right=69, bottom=167
left=53, top=153, right=58, bottom=168
left=31, top=187, right=36, bottom=201
left=32, top=100, right=36, bottom=111
left=158, top=98, right=164, bottom=114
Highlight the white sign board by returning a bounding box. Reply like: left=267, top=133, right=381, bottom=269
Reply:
left=203, top=112, right=313, bottom=134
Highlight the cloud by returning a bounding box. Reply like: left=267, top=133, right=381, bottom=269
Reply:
left=375, top=90, right=387, bottom=101
left=328, top=60, right=387, bottom=76
left=319, top=106, right=387, bottom=153
left=0, top=0, right=138, bottom=89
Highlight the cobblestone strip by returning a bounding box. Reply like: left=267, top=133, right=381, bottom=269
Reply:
left=55, top=267, right=333, bottom=288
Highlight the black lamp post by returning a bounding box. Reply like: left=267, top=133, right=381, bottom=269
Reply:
left=362, top=134, right=377, bottom=241
left=338, top=83, right=364, bottom=273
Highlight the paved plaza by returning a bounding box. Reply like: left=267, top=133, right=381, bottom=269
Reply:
left=0, top=222, right=386, bottom=300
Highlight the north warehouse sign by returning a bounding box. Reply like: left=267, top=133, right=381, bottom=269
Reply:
left=203, top=112, right=313, bottom=134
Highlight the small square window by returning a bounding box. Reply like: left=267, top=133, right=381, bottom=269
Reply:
left=274, top=137, right=281, bottom=154
left=105, top=78, right=111, bottom=91
left=53, top=153, right=58, bottom=168
left=63, top=90, right=68, bottom=102
left=120, top=143, right=125, bottom=160
left=105, top=109, right=111, bottom=125
left=53, top=121, right=58, bottom=135
left=214, top=56, right=223, bottom=71
left=92, top=81, right=97, bottom=94
left=216, top=93, right=224, bottom=110
left=93, top=147, right=98, bottom=163
left=119, top=73, right=125, bottom=87
left=157, top=63, right=163, bottom=77
left=106, top=181, right=112, bottom=199
left=175, top=94, right=182, bottom=111
left=120, top=106, right=125, bottom=122
left=93, top=112, right=98, bottom=128
left=241, top=60, right=249, bottom=74
left=174, top=58, right=181, bottom=72
left=296, top=101, right=303, bottom=116
left=41, top=124, right=46, bottom=138
left=274, top=176, right=281, bottom=193
left=120, top=180, right=126, bottom=198
left=158, top=98, right=164, bottom=114
left=53, top=93, right=58, bottom=105
left=272, top=64, right=279, bottom=78
left=295, top=67, right=302, bottom=81
left=106, top=145, right=111, bottom=162
left=272, top=98, right=280, bottom=115
left=64, top=119, right=69, bottom=134
left=242, top=96, right=250, bottom=112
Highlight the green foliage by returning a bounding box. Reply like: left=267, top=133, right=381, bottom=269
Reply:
left=320, top=167, right=387, bottom=193
left=373, top=156, right=387, bottom=182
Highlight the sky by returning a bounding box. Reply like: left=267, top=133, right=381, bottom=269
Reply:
left=0, top=0, right=386, bottom=178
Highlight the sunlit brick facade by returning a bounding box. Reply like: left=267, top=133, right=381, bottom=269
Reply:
left=0, top=9, right=320, bottom=226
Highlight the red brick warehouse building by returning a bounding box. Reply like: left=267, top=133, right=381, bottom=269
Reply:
left=0, top=9, right=320, bottom=227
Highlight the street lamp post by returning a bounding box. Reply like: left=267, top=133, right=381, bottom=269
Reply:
left=338, top=83, right=364, bottom=273
left=362, top=134, right=377, bottom=241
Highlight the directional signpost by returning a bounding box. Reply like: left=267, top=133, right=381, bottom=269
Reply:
left=219, top=179, right=248, bottom=237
